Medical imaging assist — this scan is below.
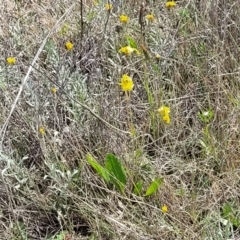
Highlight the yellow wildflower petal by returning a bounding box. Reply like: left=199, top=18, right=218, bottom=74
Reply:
left=134, top=48, right=141, bottom=55
left=6, top=57, right=16, bottom=65
left=119, top=15, right=129, bottom=23
left=39, top=127, right=45, bottom=135
left=161, top=205, right=168, bottom=213
left=155, top=54, right=161, bottom=59
left=51, top=87, right=57, bottom=94
left=166, top=1, right=176, bottom=8
left=65, top=41, right=73, bottom=51
left=146, top=14, right=155, bottom=21
left=119, top=46, right=140, bottom=56
left=119, top=46, right=134, bottom=55
left=120, top=74, right=134, bottom=92
left=162, top=114, right=171, bottom=124
left=158, top=106, right=171, bottom=124
left=158, top=106, right=170, bottom=116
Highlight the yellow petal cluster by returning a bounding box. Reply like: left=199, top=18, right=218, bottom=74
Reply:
left=119, top=46, right=140, bottom=56
left=146, top=14, right=155, bottom=21
left=119, top=15, right=129, bottom=23
left=6, top=57, right=16, bottom=65
left=51, top=87, right=57, bottom=94
left=158, top=106, right=171, bottom=124
left=166, top=1, right=176, bottom=8
left=120, top=74, right=134, bottom=92
left=39, top=127, right=45, bottom=135
left=161, top=205, right=168, bottom=213
left=65, top=41, right=73, bottom=51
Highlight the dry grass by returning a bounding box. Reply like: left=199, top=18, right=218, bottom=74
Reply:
left=0, top=0, right=240, bottom=239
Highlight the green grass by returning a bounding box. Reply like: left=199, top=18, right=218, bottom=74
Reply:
left=0, top=0, right=240, bottom=239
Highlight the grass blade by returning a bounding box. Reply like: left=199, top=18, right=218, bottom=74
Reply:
left=145, top=178, right=164, bottom=197
left=86, top=153, right=110, bottom=183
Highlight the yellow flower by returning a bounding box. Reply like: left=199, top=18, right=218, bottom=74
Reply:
left=158, top=106, right=170, bottom=116
left=51, top=87, right=57, bottom=94
left=65, top=41, right=73, bottom=51
left=120, top=15, right=129, bottom=23
left=161, top=205, right=168, bottom=213
left=39, top=127, right=45, bottom=135
left=162, top=114, right=171, bottom=124
left=120, top=74, right=134, bottom=92
left=105, top=4, right=113, bottom=11
left=158, top=106, right=171, bottom=124
left=166, top=1, right=176, bottom=8
left=119, top=46, right=140, bottom=56
left=6, top=57, right=16, bottom=65
left=155, top=54, right=161, bottom=59
left=93, top=0, right=98, bottom=5
left=146, top=14, right=155, bottom=21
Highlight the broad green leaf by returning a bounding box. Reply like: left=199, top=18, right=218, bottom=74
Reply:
left=222, top=203, right=240, bottom=227
left=105, top=153, right=127, bottom=192
left=125, top=36, right=137, bottom=48
left=86, top=154, right=110, bottom=182
left=145, top=178, right=164, bottom=197
left=133, top=180, right=143, bottom=195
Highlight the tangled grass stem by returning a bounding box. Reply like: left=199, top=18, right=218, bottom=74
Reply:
left=0, top=4, right=77, bottom=150
left=31, top=65, right=131, bottom=136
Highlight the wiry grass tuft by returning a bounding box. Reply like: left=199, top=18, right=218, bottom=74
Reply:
left=0, top=0, right=240, bottom=239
